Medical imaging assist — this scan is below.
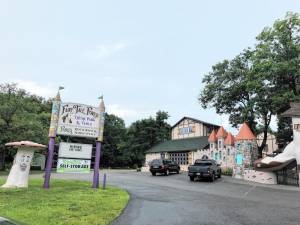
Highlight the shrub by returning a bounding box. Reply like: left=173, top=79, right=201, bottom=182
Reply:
left=222, top=167, right=233, bottom=176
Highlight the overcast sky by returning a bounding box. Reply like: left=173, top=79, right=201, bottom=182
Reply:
left=0, top=1, right=299, bottom=134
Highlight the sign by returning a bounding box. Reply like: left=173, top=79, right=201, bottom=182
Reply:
left=57, top=158, right=91, bottom=173
left=57, top=102, right=100, bottom=138
left=58, top=142, right=92, bottom=159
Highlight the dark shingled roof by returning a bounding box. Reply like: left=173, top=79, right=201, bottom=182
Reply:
left=171, top=116, right=220, bottom=128
left=281, top=102, right=300, bottom=117
left=147, top=136, right=209, bottom=153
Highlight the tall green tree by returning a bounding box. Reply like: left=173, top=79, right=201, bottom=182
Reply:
left=0, top=83, right=51, bottom=169
left=125, top=111, right=171, bottom=167
left=102, top=114, right=128, bottom=167
left=255, top=12, right=300, bottom=148
left=199, top=12, right=300, bottom=157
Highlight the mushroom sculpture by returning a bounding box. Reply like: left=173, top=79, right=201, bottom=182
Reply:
left=1, top=141, right=46, bottom=188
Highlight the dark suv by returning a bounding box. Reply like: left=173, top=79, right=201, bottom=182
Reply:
left=150, top=159, right=180, bottom=176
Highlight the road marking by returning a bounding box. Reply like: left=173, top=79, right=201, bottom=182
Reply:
left=244, top=185, right=256, bottom=196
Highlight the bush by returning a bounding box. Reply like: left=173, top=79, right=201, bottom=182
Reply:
left=222, top=167, right=233, bottom=176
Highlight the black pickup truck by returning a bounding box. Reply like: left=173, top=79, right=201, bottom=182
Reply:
left=188, top=159, right=221, bottom=182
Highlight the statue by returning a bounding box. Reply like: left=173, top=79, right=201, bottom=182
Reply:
left=1, top=141, right=46, bottom=188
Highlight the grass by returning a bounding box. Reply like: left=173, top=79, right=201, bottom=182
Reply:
left=0, top=179, right=129, bottom=225
left=0, top=170, right=44, bottom=176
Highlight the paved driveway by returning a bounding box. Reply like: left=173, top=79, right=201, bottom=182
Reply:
left=50, top=170, right=300, bottom=225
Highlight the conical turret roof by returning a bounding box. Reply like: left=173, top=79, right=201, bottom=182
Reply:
left=236, top=123, right=256, bottom=140
left=208, top=130, right=217, bottom=142
left=216, top=126, right=227, bottom=138
left=224, top=132, right=235, bottom=146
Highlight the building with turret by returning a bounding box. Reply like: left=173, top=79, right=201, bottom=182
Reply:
left=143, top=116, right=259, bottom=172
left=143, top=117, right=219, bottom=171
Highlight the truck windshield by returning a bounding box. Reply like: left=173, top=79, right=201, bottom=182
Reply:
left=195, top=161, right=212, bottom=166
left=151, top=159, right=162, bottom=165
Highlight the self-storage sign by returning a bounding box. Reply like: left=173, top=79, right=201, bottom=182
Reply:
left=57, top=158, right=91, bottom=173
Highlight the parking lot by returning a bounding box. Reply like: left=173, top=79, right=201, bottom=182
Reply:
left=49, top=170, right=300, bottom=225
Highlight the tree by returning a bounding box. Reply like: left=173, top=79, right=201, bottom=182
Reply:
left=199, top=49, right=258, bottom=132
left=255, top=12, right=300, bottom=148
left=102, top=114, right=128, bottom=167
left=199, top=12, right=300, bottom=157
left=0, top=83, right=51, bottom=169
left=125, top=111, right=171, bottom=167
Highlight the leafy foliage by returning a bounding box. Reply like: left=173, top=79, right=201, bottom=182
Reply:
left=199, top=12, right=300, bottom=157
left=0, top=83, right=51, bottom=168
left=124, top=111, right=171, bottom=167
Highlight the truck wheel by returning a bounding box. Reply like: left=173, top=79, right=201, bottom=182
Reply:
left=151, top=172, right=156, bottom=176
left=189, top=176, right=194, bottom=181
left=165, top=169, right=170, bottom=176
left=218, top=172, right=221, bottom=178
left=176, top=170, right=180, bottom=174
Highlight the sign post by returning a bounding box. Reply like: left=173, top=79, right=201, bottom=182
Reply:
left=43, top=89, right=105, bottom=189
left=92, top=96, right=105, bottom=188
left=43, top=89, right=62, bottom=189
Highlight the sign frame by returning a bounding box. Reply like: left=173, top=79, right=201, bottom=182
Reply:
left=58, top=142, right=92, bottom=159
left=57, top=102, right=100, bottom=138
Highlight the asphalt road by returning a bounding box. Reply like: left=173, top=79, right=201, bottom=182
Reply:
left=50, top=170, right=300, bottom=225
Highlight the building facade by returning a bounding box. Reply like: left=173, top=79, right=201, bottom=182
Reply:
left=143, top=117, right=219, bottom=171
left=143, top=117, right=259, bottom=173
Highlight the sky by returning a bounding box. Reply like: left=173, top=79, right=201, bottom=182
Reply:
left=0, top=1, right=299, bottom=134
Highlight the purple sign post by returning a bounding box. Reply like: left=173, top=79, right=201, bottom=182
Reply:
left=43, top=88, right=63, bottom=189
left=92, top=96, right=105, bottom=188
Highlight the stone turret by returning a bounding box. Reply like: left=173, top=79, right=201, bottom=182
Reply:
left=233, top=123, right=257, bottom=179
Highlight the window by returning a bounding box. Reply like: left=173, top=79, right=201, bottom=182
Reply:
left=215, top=152, right=218, bottom=160
left=170, top=152, right=188, bottom=165
left=227, top=148, right=230, bottom=156
left=179, top=127, right=193, bottom=135
left=218, top=140, right=223, bottom=149
left=223, top=156, right=226, bottom=162
left=194, top=161, right=212, bottom=166
left=219, top=151, right=222, bottom=159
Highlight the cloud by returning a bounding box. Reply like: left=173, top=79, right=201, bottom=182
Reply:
left=106, top=104, right=156, bottom=125
left=8, top=79, right=57, bottom=98
left=107, top=104, right=139, bottom=118
left=87, top=42, right=130, bottom=61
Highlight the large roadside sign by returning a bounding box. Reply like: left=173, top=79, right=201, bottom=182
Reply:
left=57, top=158, right=91, bottom=173
left=58, top=142, right=92, bottom=159
left=57, top=102, right=100, bottom=138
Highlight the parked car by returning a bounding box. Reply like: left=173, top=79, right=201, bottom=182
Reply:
left=188, top=159, right=221, bottom=182
left=150, top=159, right=180, bottom=176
